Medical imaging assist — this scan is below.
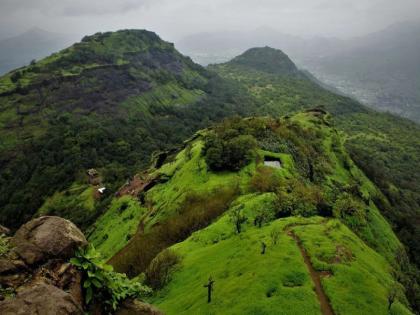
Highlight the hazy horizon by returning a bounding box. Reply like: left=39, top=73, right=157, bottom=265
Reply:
left=1, top=0, right=420, bottom=43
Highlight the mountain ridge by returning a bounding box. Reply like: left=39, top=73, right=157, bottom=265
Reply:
left=0, top=30, right=419, bottom=313
left=92, top=112, right=413, bottom=314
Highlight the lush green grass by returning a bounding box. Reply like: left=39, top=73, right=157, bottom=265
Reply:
left=37, top=183, right=96, bottom=228
left=108, top=113, right=401, bottom=266
left=88, top=195, right=147, bottom=260
left=292, top=221, right=412, bottom=315
left=150, top=205, right=412, bottom=315
left=89, top=113, right=413, bottom=314
left=150, top=215, right=322, bottom=315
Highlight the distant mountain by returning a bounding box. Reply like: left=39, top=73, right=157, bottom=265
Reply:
left=0, top=27, right=79, bottom=75
left=229, top=47, right=300, bottom=76
left=304, top=21, right=420, bottom=122
left=176, top=27, right=343, bottom=66
left=178, top=21, right=420, bottom=122
left=176, top=27, right=305, bottom=66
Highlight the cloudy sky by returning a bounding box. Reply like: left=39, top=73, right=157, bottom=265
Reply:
left=1, top=0, right=419, bottom=41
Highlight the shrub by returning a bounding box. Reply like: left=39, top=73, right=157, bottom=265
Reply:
left=70, top=246, right=151, bottom=312
left=203, top=132, right=257, bottom=171
left=249, top=166, right=283, bottom=193
left=254, top=206, right=274, bottom=228
left=275, top=180, right=322, bottom=217
left=333, top=194, right=366, bottom=229
left=282, top=271, right=306, bottom=287
left=145, top=249, right=180, bottom=290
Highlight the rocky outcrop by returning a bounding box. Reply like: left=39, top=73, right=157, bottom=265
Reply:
left=0, top=216, right=86, bottom=314
left=0, top=284, right=82, bottom=315
left=11, top=216, right=87, bottom=265
left=0, top=216, right=162, bottom=315
left=116, top=299, right=164, bottom=315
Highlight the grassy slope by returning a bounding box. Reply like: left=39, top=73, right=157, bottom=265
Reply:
left=90, top=113, right=411, bottom=314
left=97, top=113, right=401, bottom=263
left=87, top=195, right=147, bottom=260
left=151, top=214, right=411, bottom=315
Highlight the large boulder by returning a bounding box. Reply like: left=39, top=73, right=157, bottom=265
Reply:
left=116, top=299, right=164, bottom=315
left=11, top=216, right=87, bottom=265
left=0, top=284, right=83, bottom=315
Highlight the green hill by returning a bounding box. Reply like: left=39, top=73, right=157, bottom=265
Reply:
left=1, top=31, right=420, bottom=313
left=90, top=112, right=413, bottom=314
left=0, top=30, right=254, bottom=229
left=209, top=48, right=420, bottom=272
left=227, top=47, right=301, bottom=76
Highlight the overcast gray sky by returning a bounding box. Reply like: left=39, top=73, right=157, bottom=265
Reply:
left=1, top=0, right=419, bottom=41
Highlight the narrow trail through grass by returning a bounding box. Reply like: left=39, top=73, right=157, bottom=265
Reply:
left=288, top=230, right=335, bottom=315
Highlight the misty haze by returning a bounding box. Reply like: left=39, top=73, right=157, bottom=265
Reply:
left=0, top=1, right=419, bottom=315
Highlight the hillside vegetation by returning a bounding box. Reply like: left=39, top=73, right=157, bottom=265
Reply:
left=1, top=30, right=420, bottom=313
left=210, top=47, right=420, bottom=272
left=0, top=30, right=254, bottom=229
left=91, top=112, right=413, bottom=314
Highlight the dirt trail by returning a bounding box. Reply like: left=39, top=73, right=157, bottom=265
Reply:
left=288, top=230, right=335, bottom=315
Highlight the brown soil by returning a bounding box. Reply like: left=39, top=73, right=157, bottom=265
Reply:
left=116, top=175, right=147, bottom=197
left=288, top=230, right=335, bottom=315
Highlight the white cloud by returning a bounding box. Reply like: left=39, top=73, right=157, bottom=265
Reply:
left=0, top=0, right=419, bottom=40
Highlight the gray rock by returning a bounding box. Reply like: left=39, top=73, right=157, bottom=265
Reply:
left=0, top=283, right=83, bottom=315
left=12, top=216, right=87, bottom=265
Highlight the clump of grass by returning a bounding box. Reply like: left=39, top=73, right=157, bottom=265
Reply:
left=282, top=271, right=307, bottom=287
left=145, top=249, right=181, bottom=290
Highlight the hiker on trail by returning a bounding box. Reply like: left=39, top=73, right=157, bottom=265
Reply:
left=261, top=242, right=267, bottom=254
left=204, top=277, right=215, bottom=303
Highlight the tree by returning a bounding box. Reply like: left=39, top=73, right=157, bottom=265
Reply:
left=203, top=131, right=257, bottom=171
left=229, top=204, right=247, bottom=234
left=254, top=207, right=273, bottom=228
